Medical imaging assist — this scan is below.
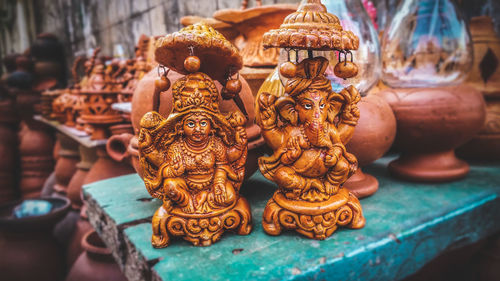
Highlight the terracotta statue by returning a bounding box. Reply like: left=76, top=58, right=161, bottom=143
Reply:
left=256, top=0, right=365, bottom=240
left=138, top=23, right=252, bottom=247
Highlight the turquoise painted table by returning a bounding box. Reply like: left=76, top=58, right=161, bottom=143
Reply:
left=83, top=156, right=500, bottom=281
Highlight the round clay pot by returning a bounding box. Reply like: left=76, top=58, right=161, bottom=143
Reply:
left=344, top=94, right=396, bottom=198
left=66, top=206, right=94, bottom=268
left=53, top=133, right=80, bottom=195
left=0, top=196, right=70, bottom=281
left=107, top=133, right=133, bottom=163
left=376, top=85, right=486, bottom=182
left=66, top=230, right=127, bottom=281
left=130, top=66, right=264, bottom=178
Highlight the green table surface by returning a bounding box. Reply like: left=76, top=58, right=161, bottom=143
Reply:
left=83, top=156, right=500, bottom=281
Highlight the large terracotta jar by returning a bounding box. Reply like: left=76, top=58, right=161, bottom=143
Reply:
left=344, top=94, right=396, bottom=197
left=376, top=85, right=486, bottom=182
left=0, top=197, right=70, bottom=281
left=457, top=16, right=500, bottom=160
left=128, top=66, right=264, bottom=179
left=18, top=119, right=55, bottom=198
left=66, top=230, right=127, bottom=281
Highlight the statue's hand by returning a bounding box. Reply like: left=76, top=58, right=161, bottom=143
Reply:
left=283, top=136, right=302, bottom=164
left=324, top=147, right=342, bottom=167
left=339, top=86, right=361, bottom=124
left=214, top=182, right=227, bottom=205
left=171, top=154, right=183, bottom=175
left=258, top=92, right=278, bottom=128
left=235, top=126, right=247, bottom=146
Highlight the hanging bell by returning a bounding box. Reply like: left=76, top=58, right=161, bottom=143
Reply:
left=184, top=55, right=201, bottom=73
left=334, top=51, right=358, bottom=79
left=280, top=61, right=297, bottom=79
left=154, top=75, right=171, bottom=92
left=221, top=78, right=242, bottom=100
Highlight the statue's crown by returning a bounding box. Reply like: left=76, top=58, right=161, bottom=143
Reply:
left=171, top=72, right=220, bottom=114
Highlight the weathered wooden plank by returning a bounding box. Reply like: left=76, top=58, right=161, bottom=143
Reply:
left=83, top=156, right=500, bottom=281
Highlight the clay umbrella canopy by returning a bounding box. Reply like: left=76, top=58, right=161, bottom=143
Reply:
left=154, top=23, right=247, bottom=117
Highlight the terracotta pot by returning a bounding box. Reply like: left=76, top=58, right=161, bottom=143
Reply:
left=66, top=230, right=126, bottom=281
left=376, top=85, right=486, bottom=182
left=109, top=123, right=134, bottom=136
left=53, top=133, right=80, bottom=195
left=107, top=133, right=133, bottom=163
left=130, top=66, right=264, bottom=178
left=18, top=120, right=55, bottom=198
left=67, top=146, right=98, bottom=210
left=66, top=206, right=94, bottom=268
left=344, top=94, right=396, bottom=198
left=83, top=146, right=134, bottom=185
left=0, top=196, right=70, bottom=281
left=457, top=16, right=500, bottom=160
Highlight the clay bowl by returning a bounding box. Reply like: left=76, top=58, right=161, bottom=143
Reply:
left=376, top=85, right=486, bottom=182
left=344, top=94, right=396, bottom=198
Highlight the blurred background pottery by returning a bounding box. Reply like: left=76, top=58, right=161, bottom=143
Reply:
left=379, top=0, right=484, bottom=182
left=0, top=197, right=70, bottom=281
left=66, top=230, right=127, bottom=281
left=457, top=16, right=500, bottom=161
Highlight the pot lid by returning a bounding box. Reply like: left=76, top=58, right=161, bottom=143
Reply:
left=262, top=0, right=359, bottom=51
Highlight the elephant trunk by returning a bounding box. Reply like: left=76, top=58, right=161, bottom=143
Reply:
left=304, top=120, right=331, bottom=149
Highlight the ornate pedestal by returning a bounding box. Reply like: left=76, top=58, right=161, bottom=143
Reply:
left=152, top=197, right=252, bottom=247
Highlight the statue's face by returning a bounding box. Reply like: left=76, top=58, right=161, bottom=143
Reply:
left=183, top=114, right=211, bottom=144
left=295, top=89, right=329, bottom=128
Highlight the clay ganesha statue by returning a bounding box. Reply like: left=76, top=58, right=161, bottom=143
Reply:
left=138, top=23, right=252, bottom=247
left=256, top=0, right=365, bottom=240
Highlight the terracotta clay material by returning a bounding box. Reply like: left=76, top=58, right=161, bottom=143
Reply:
left=138, top=23, right=253, bottom=247
left=53, top=133, right=80, bottom=195
left=66, top=207, right=93, bottom=267
left=344, top=94, right=396, bottom=198
left=376, top=85, right=486, bottom=182
left=0, top=99, right=19, bottom=203
left=0, top=197, right=70, bottom=281
left=66, top=230, right=127, bottom=281
left=67, top=146, right=98, bottom=210
left=83, top=146, right=134, bottom=186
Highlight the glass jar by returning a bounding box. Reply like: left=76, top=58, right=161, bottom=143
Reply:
left=381, top=0, right=473, bottom=88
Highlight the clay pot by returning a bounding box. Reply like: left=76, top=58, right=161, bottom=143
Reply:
left=66, top=206, right=94, bottom=268
left=0, top=196, right=70, bottom=281
left=66, top=230, right=127, bottom=281
left=457, top=16, right=500, bottom=161
left=376, top=85, right=486, bottom=182
left=53, top=133, right=80, bottom=195
left=109, top=123, right=134, bottom=136
left=130, top=66, right=264, bottom=178
left=67, top=146, right=98, bottom=210
left=344, top=94, right=396, bottom=198
left=18, top=120, right=55, bottom=198
left=83, top=146, right=135, bottom=185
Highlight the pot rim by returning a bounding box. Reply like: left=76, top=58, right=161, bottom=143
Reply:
left=81, top=230, right=113, bottom=256
left=0, top=196, right=70, bottom=229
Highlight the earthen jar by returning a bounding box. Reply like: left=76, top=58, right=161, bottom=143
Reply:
left=83, top=146, right=135, bottom=185
left=66, top=205, right=94, bottom=267
left=66, top=230, right=127, bottom=281
left=376, top=85, right=486, bottom=182
left=129, top=66, right=264, bottom=178
left=457, top=16, right=500, bottom=160
left=67, top=146, right=98, bottom=210
left=0, top=197, right=70, bottom=281
left=18, top=120, right=55, bottom=198
left=344, top=94, right=396, bottom=198
left=53, top=133, right=80, bottom=195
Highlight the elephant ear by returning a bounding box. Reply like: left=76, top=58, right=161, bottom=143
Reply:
left=276, top=96, right=298, bottom=126
left=327, top=91, right=344, bottom=123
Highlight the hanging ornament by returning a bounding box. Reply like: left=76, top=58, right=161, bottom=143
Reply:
left=334, top=51, right=358, bottom=79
